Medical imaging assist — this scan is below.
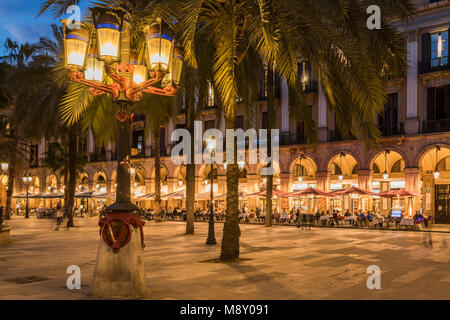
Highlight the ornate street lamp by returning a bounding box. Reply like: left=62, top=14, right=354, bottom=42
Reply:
left=22, top=174, right=32, bottom=219
left=61, top=7, right=183, bottom=298
left=1, top=162, right=8, bottom=172
left=206, top=137, right=217, bottom=245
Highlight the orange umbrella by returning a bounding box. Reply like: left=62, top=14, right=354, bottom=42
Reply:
left=329, top=187, right=376, bottom=197
left=283, top=188, right=330, bottom=198
left=378, top=189, right=423, bottom=198
left=248, top=189, right=287, bottom=197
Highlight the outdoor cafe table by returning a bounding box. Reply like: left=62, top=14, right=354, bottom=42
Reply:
left=373, top=217, right=384, bottom=225
left=400, top=218, right=415, bottom=226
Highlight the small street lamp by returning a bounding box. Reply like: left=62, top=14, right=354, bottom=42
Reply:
left=206, top=137, right=217, bottom=245
left=1, top=162, right=8, bottom=172
left=22, top=174, right=32, bottom=219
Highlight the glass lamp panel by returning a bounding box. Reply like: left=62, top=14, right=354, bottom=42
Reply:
left=97, top=27, right=120, bottom=60
left=171, top=48, right=184, bottom=85
left=66, top=37, right=88, bottom=68
left=133, top=65, right=148, bottom=84
left=146, top=24, right=173, bottom=71
left=85, top=56, right=104, bottom=81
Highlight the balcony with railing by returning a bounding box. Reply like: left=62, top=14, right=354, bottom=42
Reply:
left=423, top=118, right=450, bottom=133
left=379, top=122, right=405, bottom=137
left=300, top=80, right=318, bottom=94
left=419, top=57, right=449, bottom=74
left=280, top=131, right=306, bottom=146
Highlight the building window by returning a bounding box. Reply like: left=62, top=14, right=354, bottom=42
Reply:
left=132, top=129, right=145, bottom=156
left=294, top=164, right=307, bottom=178
left=206, top=82, right=215, bottom=108
left=261, top=112, right=268, bottom=130
left=235, top=116, right=245, bottom=130
left=431, top=31, right=448, bottom=67
left=427, top=85, right=450, bottom=121
left=204, top=120, right=215, bottom=132
left=379, top=93, right=399, bottom=136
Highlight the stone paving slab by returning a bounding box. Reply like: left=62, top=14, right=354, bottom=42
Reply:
left=1, top=217, right=450, bottom=300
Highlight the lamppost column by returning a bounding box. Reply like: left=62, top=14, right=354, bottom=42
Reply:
left=206, top=151, right=217, bottom=245
left=25, top=183, right=29, bottom=219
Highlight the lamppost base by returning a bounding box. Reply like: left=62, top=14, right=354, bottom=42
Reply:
left=91, top=210, right=148, bottom=299
left=206, top=239, right=217, bottom=245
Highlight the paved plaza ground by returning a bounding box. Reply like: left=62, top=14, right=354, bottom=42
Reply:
left=1, top=217, right=450, bottom=300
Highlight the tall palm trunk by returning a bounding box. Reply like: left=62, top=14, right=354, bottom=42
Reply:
left=185, top=86, right=196, bottom=234
left=66, top=128, right=77, bottom=227
left=265, top=62, right=274, bottom=227
left=220, top=113, right=241, bottom=261
left=153, top=128, right=162, bottom=222
left=5, top=134, right=18, bottom=220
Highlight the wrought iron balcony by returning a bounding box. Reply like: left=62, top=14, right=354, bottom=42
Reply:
left=423, top=118, right=450, bottom=133
left=300, top=80, right=318, bottom=94
left=419, top=57, right=449, bottom=74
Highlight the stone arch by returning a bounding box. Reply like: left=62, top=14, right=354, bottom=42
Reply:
left=368, top=146, right=409, bottom=170
left=289, top=155, right=318, bottom=179
left=416, top=143, right=450, bottom=170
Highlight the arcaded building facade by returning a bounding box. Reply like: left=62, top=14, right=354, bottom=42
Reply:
left=2, top=0, right=450, bottom=223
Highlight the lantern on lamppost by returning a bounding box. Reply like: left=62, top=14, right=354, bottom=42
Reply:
left=63, top=22, right=91, bottom=71
left=90, top=8, right=124, bottom=63
left=1, top=162, right=8, bottom=172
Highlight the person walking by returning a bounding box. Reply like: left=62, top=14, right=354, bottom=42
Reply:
left=55, top=204, right=64, bottom=230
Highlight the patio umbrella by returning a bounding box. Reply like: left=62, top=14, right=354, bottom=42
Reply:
left=162, top=190, right=185, bottom=200
left=283, top=188, right=330, bottom=198
left=215, top=191, right=247, bottom=200
left=135, top=193, right=155, bottom=201
left=329, top=187, right=376, bottom=197
left=92, top=192, right=116, bottom=199
left=75, top=192, right=94, bottom=199
left=195, top=192, right=212, bottom=200
left=247, top=190, right=288, bottom=197
left=378, top=189, right=423, bottom=198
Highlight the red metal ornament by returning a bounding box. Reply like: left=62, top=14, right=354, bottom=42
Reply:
left=99, top=212, right=146, bottom=253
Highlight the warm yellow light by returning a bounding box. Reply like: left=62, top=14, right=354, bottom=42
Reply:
left=64, top=23, right=90, bottom=69
left=146, top=21, right=174, bottom=72
left=1, top=162, right=8, bottom=171
left=434, top=171, right=440, bottom=179
left=298, top=176, right=303, bottom=183
left=133, top=65, right=148, bottom=84
left=437, top=34, right=443, bottom=58
left=84, top=56, right=104, bottom=82
left=383, top=172, right=389, bottom=180
left=130, top=168, right=136, bottom=176
left=338, top=175, right=344, bottom=181
left=97, top=28, right=120, bottom=59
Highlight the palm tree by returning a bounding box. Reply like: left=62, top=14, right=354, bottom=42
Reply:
left=179, top=0, right=412, bottom=261
left=0, top=39, right=48, bottom=220
left=44, top=140, right=88, bottom=226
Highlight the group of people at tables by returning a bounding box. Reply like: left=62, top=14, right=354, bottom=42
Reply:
left=135, top=206, right=429, bottom=229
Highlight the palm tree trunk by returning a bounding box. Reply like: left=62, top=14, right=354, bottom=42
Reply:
left=185, top=112, right=196, bottom=234
left=66, top=129, right=77, bottom=227
left=185, top=163, right=195, bottom=234
left=153, top=128, right=162, bottom=222
left=265, top=62, right=274, bottom=227
left=4, top=135, right=18, bottom=220
left=220, top=113, right=241, bottom=261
